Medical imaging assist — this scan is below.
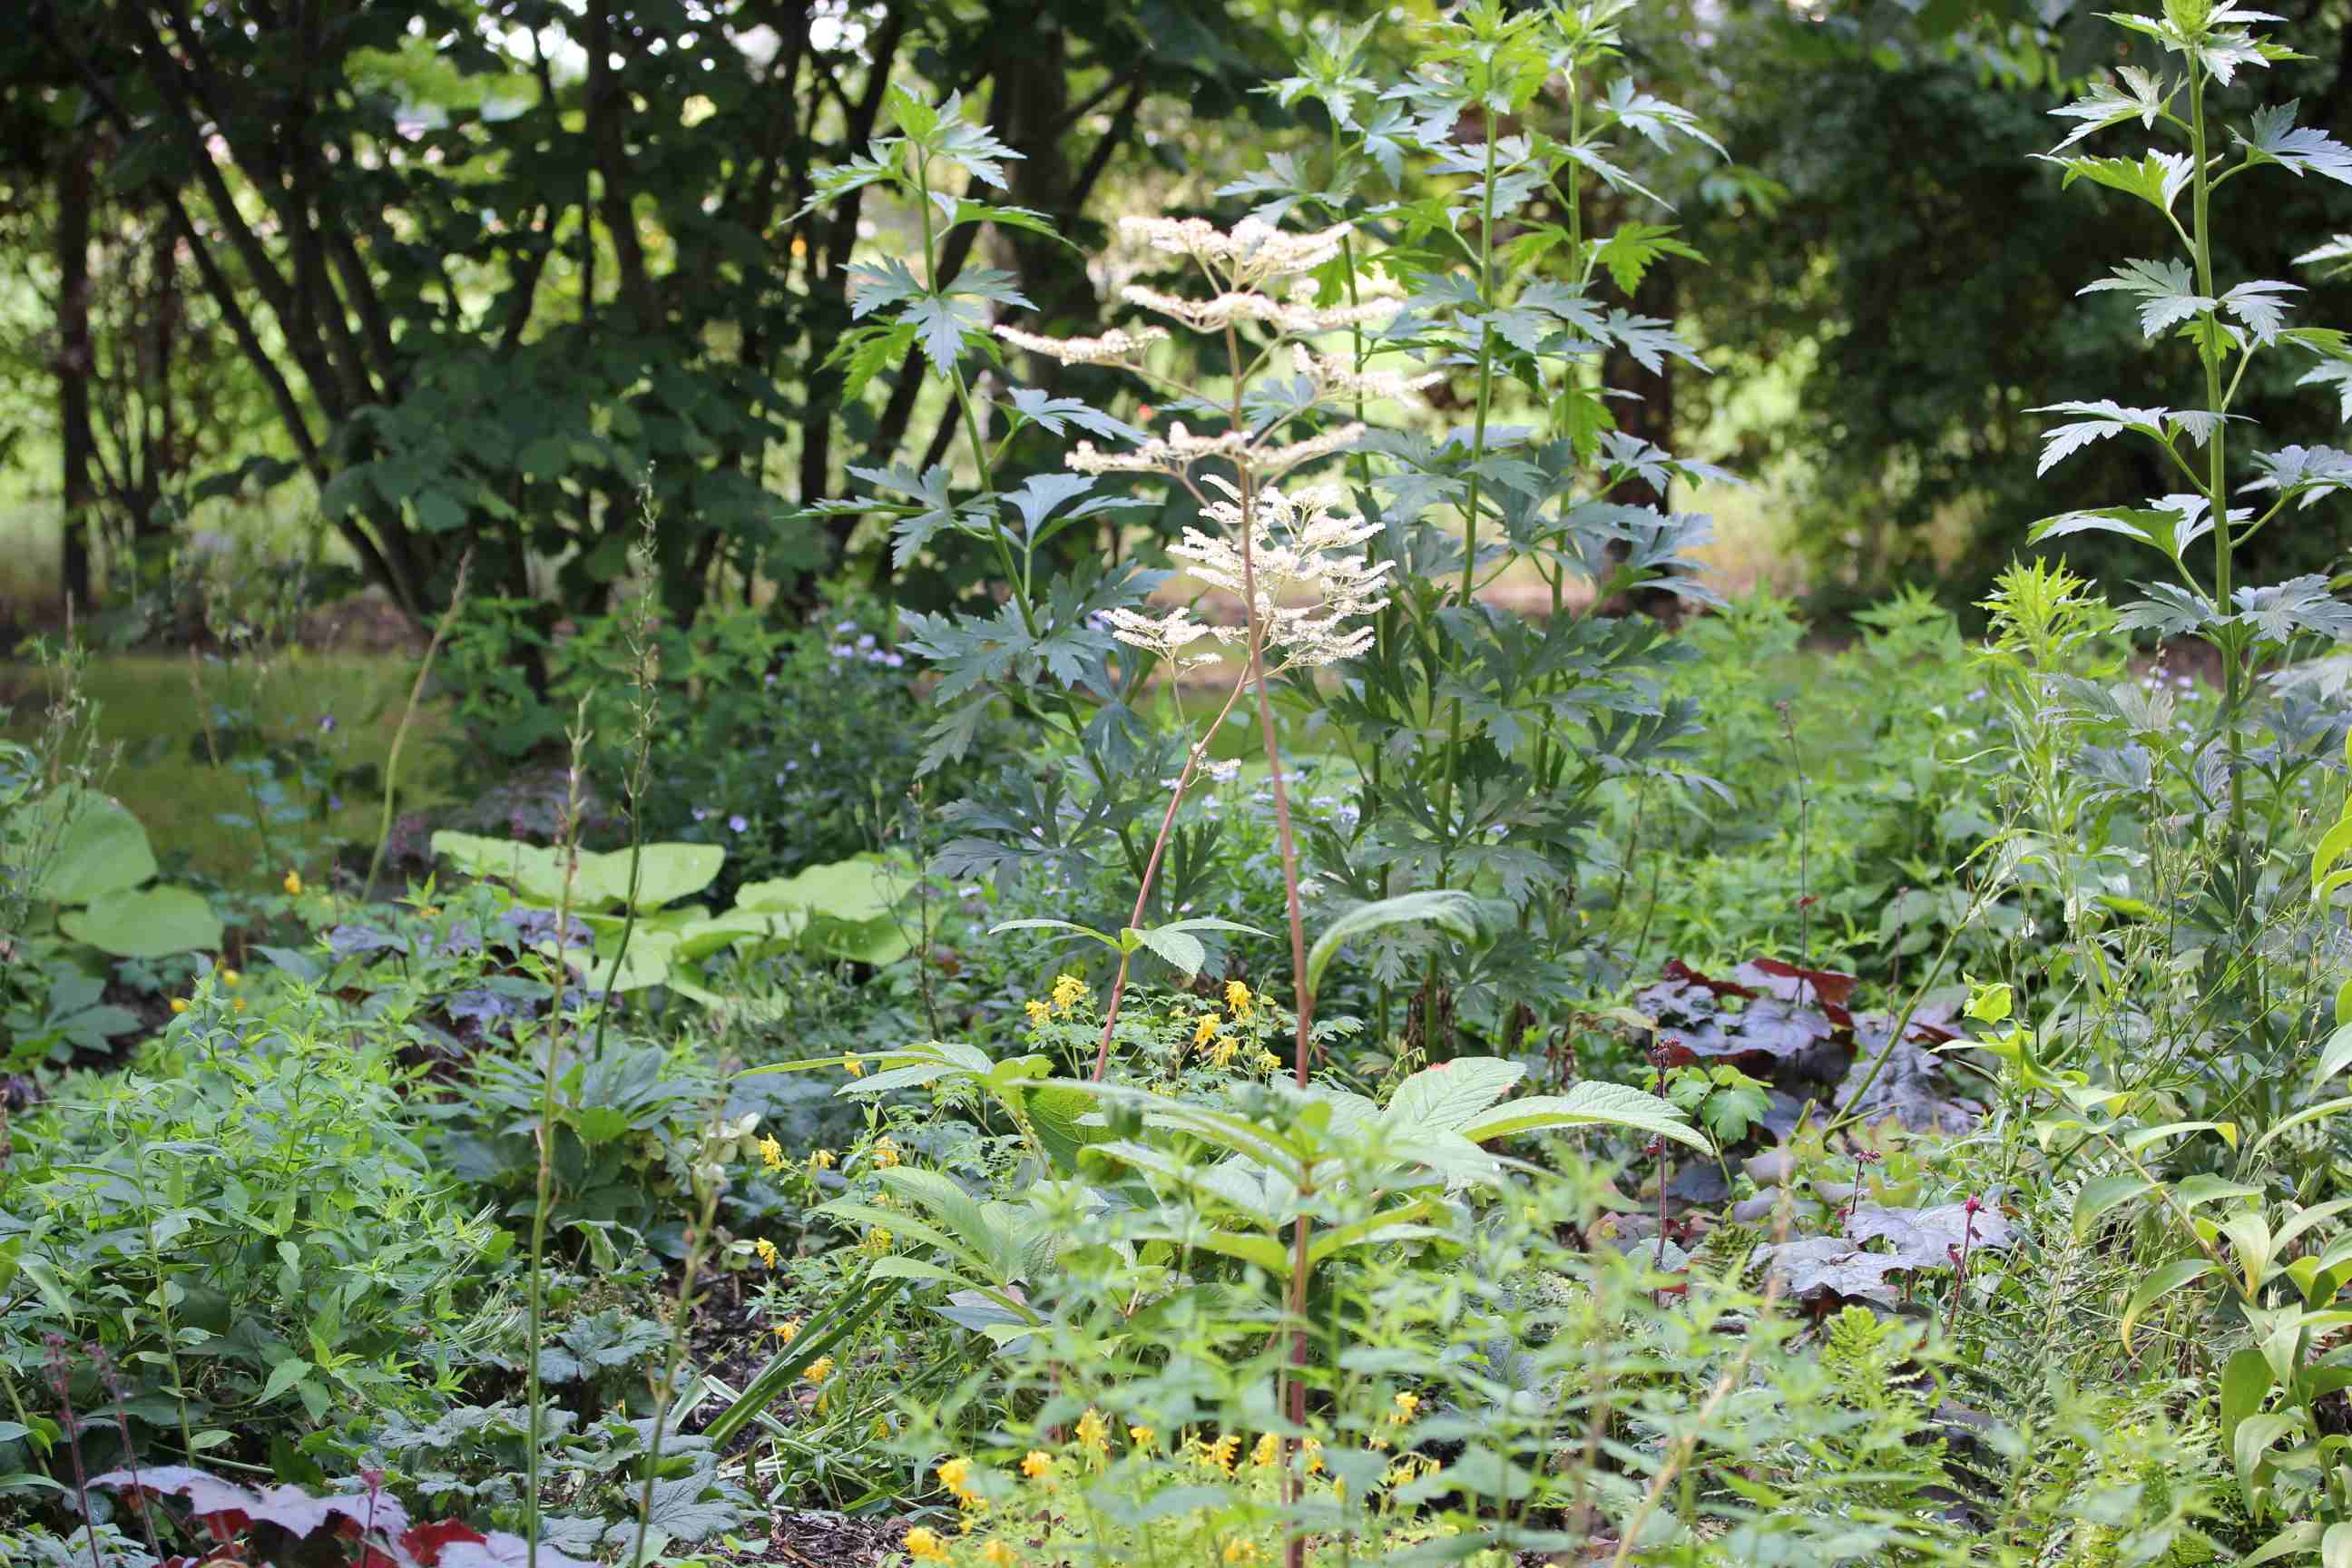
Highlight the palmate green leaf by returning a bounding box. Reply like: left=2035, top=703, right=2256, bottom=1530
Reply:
left=1599, top=79, right=1725, bottom=159
left=2221, top=280, right=2301, bottom=344
left=2244, top=443, right=2352, bottom=507
left=2039, top=149, right=2194, bottom=214
left=1005, top=387, right=1146, bottom=445
left=2048, top=66, right=2176, bottom=152
left=2026, top=401, right=2223, bottom=475
left=1561, top=144, right=1669, bottom=211
left=1304, top=890, right=1478, bottom=1004
left=846, top=256, right=927, bottom=321
left=2296, top=235, right=2352, bottom=279
left=2028, top=492, right=2224, bottom=560
left=1590, top=223, right=1705, bottom=295
left=943, top=199, right=1070, bottom=247
left=2234, top=102, right=2352, bottom=184
left=2231, top=573, right=2352, bottom=643
left=2079, top=257, right=2212, bottom=337
left=793, top=145, right=902, bottom=220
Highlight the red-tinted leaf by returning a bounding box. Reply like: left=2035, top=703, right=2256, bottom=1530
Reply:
left=1750, top=1237, right=1907, bottom=1308
left=1735, top=958, right=1857, bottom=1026
left=1661, top=958, right=1756, bottom=1000
left=440, top=1534, right=598, bottom=1568
left=402, top=1519, right=489, bottom=1566
left=1846, top=1200, right=2015, bottom=1269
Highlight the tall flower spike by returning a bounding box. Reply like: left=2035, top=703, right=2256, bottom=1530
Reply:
left=1292, top=346, right=1446, bottom=404
left=993, top=322, right=1171, bottom=367
left=1119, top=216, right=1357, bottom=287
left=1163, top=479, right=1394, bottom=672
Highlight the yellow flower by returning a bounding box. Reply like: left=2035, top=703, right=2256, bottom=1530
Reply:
left=871, top=1416, right=892, bottom=1441
left=757, top=1135, right=785, bottom=1171
left=809, top=1149, right=836, bottom=1172
left=1250, top=1432, right=1279, bottom=1468
left=754, top=1238, right=779, bottom=1268
left=981, top=1541, right=1016, bottom=1567
left=1128, top=1425, right=1156, bottom=1450
left=1074, top=1407, right=1109, bottom=1454
left=1194, top=1433, right=1240, bottom=1475
left=864, top=1227, right=893, bottom=1255
left=1020, top=1449, right=1053, bottom=1479
left=1301, top=1436, right=1323, bottom=1475
left=936, top=1456, right=977, bottom=1504
left=282, top=869, right=303, bottom=896
left=843, top=1053, right=865, bottom=1078
left=1390, top=1391, right=1419, bottom=1423
left=1224, top=979, right=1251, bottom=1017
left=220, top=968, right=241, bottom=987
left=773, top=1318, right=802, bottom=1344
left=232, top=997, right=246, bottom=1013
left=803, top=1356, right=835, bottom=1382
left=1024, top=997, right=1051, bottom=1027
left=1222, top=1541, right=1260, bottom=1564
left=872, top=1137, right=901, bottom=1168
left=1254, top=1050, right=1281, bottom=1073
left=1210, top=1037, right=1240, bottom=1069
left=170, top=998, right=190, bottom=1015
left=1050, top=973, right=1088, bottom=1014
left=905, top=1526, right=950, bottom=1563
left=1191, top=1014, right=1219, bottom=1047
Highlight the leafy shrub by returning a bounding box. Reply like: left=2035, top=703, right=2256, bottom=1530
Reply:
left=0, top=982, right=510, bottom=1467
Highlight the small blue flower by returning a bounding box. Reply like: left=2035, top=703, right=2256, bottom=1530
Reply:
left=692, top=807, right=710, bottom=822
left=729, top=814, right=749, bottom=833
left=317, top=713, right=338, bottom=734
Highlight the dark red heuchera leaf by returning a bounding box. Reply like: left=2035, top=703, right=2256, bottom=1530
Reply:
left=1734, top=958, right=1857, bottom=1027
left=1638, top=961, right=1845, bottom=1079
left=91, top=1467, right=412, bottom=1558
left=400, top=1519, right=488, bottom=1566
left=1846, top=1200, right=2015, bottom=1270
left=1749, top=1237, right=1907, bottom=1308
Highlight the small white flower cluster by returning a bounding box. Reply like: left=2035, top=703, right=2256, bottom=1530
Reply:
left=991, top=322, right=1171, bottom=367
left=1116, top=284, right=1398, bottom=337
left=1066, top=421, right=1367, bottom=483
left=1291, top=346, right=1445, bottom=404
left=1104, top=480, right=1393, bottom=673
left=1119, top=215, right=1355, bottom=287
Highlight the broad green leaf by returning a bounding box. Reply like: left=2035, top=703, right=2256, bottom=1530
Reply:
left=1383, top=1057, right=1524, bottom=1133
left=60, top=885, right=222, bottom=959
left=27, top=790, right=158, bottom=904
left=1126, top=925, right=1206, bottom=977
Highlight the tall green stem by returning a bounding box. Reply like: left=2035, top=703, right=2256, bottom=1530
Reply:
left=2186, top=65, right=2247, bottom=873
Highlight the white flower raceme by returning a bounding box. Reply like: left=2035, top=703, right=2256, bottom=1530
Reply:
left=1119, top=216, right=1355, bottom=287
left=992, top=322, right=1170, bottom=367
left=1119, top=284, right=1398, bottom=337
left=1291, top=347, right=1445, bottom=404
left=1067, top=422, right=1250, bottom=475
left=1098, top=603, right=1224, bottom=671
left=1065, top=421, right=1365, bottom=482
left=1134, top=479, right=1394, bottom=671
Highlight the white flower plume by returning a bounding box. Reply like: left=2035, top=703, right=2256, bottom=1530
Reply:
left=1119, top=216, right=1356, bottom=287
left=992, top=322, right=1170, bottom=367
left=1142, top=479, right=1394, bottom=671
left=1291, top=347, right=1445, bottom=404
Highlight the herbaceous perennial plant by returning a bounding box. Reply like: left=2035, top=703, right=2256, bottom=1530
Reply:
left=811, top=0, right=1737, bottom=1054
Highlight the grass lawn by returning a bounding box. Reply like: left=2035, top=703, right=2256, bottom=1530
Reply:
left=2, top=650, right=456, bottom=891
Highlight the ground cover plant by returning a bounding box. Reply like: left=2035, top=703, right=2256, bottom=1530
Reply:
left=3, top=1, right=2352, bottom=1566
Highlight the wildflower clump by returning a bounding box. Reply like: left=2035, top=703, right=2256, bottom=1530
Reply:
left=904, top=1526, right=950, bottom=1563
